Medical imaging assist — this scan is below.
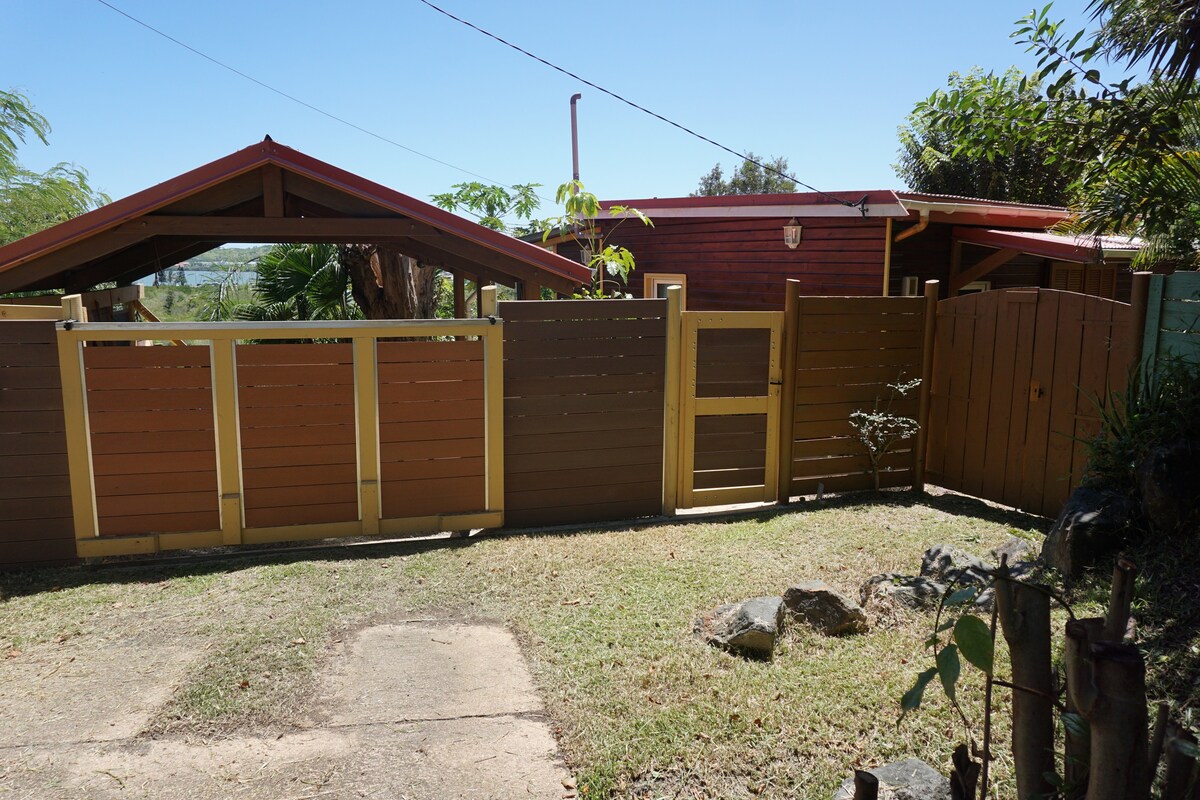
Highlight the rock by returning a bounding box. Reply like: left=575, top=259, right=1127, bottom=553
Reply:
left=782, top=580, right=868, bottom=635
left=832, top=758, right=951, bottom=800
left=693, top=596, right=784, bottom=658
left=860, top=574, right=946, bottom=612
left=991, top=536, right=1035, bottom=566
left=1042, top=486, right=1136, bottom=576
left=1137, top=440, right=1200, bottom=535
left=920, top=543, right=992, bottom=586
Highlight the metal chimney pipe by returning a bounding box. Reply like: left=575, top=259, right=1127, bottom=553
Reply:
left=569, top=93, right=582, bottom=191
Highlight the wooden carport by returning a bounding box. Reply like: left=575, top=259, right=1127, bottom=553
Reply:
left=0, top=137, right=590, bottom=301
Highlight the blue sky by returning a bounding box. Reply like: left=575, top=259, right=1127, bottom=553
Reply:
left=4, top=0, right=1096, bottom=212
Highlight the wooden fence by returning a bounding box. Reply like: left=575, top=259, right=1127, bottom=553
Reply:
left=925, top=288, right=1133, bottom=518
left=54, top=307, right=504, bottom=559
left=779, top=283, right=935, bottom=498
left=4, top=275, right=1191, bottom=570
left=1142, top=271, right=1200, bottom=368
left=501, top=298, right=668, bottom=527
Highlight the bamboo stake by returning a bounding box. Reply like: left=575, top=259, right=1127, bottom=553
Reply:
left=1149, top=702, right=1171, bottom=780
left=1104, top=556, right=1138, bottom=643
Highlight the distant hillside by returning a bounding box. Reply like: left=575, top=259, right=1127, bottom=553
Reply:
left=186, top=245, right=272, bottom=268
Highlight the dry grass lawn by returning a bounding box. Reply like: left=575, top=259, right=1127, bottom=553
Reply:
left=0, top=491, right=1048, bottom=799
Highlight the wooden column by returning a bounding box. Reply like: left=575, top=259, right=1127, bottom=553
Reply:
left=480, top=286, right=503, bottom=520
left=662, top=285, right=683, bottom=516
left=453, top=273, right=467, bottom=319
left=56, top=295, right=98, bottom=543
left=913, top=279, right=939, bottom=492
left=520, top=280, right=541, bottom=301
left=480, top=284, right=498, bottom=317
left=776, top=279, right=801, bottom=503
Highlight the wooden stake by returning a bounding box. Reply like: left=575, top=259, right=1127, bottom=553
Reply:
left=1104, top=556, right=1137, bottom=643
left=852, top=770, right=879, bottom=800
left=1163, top=728, right=1197, bottom=800
left=1149, top=702, right=1171, bottom=780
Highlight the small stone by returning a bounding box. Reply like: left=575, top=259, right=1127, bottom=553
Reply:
left=783, top=580, right=868, bottom=635
left=860, top=574, right=946, bottom=612
left=920, top=544, right=991, bottom=586
left=832, top=758, right=951, bottom=800
left=693, top=596, right=784, bottom=659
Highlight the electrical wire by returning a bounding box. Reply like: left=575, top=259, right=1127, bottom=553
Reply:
left=91, top=0, right=545, bottom=198
left=415, top=0, right=864, bottom=210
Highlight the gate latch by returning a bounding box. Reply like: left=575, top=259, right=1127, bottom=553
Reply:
left=1029, top=380, right=1045, bottom=402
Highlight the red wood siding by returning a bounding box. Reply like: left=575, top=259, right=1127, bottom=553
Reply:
left=598, top=217, right=889, bottom=310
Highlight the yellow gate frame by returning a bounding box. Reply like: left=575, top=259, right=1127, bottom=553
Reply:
left=678, top=310, right=783, bottom=509
left=55, top=290, right=505, bottom=558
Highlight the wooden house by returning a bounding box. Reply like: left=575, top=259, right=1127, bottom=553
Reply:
left=550, top=191, right=1143, bottom=310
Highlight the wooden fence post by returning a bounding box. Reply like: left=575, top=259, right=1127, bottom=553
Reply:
left=662, top=285, right=683, bottom=516
left=483, top=317, right=504, bottom=521
left=210, top=339, right=244, bottom=546
left=776, top=279, right=801, bottom=504
left=1129, top=271, right=1153, bottom=371
left=913, top=279, right=938, bottom=492
left=480, top=284, right=498, bottom=317
left=353, top=336, right=380, bottom=536
left=56, top=297, right=98, bottom=544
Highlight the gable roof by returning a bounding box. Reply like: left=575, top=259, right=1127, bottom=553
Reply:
left=0, top=138, right=591, bottom=295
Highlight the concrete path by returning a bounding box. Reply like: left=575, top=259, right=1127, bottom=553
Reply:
left=0, top=622, right=573, bottom=799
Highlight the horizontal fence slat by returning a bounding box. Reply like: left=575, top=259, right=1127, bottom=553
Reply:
left=797, top=348, right=922, bottom=369
left=95, top=471, right=218, bottom=497
left=503, top=317, right=666, bottom=342
left=499, top=298, right=666, bottom=321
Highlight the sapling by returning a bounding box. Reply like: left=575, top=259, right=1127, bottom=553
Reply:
left=849, top=377, right=922, bottom=491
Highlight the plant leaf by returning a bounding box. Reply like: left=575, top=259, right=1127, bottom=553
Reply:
left=936, top=644, right=961, bottom=701
left=954, top=615, right=994, bottom=676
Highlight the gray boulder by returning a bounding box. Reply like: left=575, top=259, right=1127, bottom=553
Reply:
left=783, top=580, right=868, bottom=635
left=1137, top=440, right=1199, bottom=535
left=693, top=596, right=784, bottom=658
left=991, top=535, right=1035, bottom=567
left=1042, top=486, right=1136, bottom=576
left=860, top=574, right=946, bottom=612
left=920, top=543, right=991, bottom=586
left=832, top=758, right=951, bottom=800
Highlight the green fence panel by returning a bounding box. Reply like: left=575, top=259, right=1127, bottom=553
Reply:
left=1143, top=272, right=1200, bottom=371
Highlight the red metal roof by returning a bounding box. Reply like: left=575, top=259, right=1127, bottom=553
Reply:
left=0, top=139, right=592, bottom=292
left=953, top=226, right=1141, bottom=262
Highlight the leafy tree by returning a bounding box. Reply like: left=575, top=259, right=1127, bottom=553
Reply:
left=545, top=180, right=652, bottom=297
left=229, top=243, right=359, bottom=321
left=431, top=181, right=550, bottom=235
left=0, top=89, right=109, bottom=247
left=692, top=153, right=796, bottom=196
left=915, top=4, right=1200, bottom=266
left=895, top=68, right=1087, bottom=205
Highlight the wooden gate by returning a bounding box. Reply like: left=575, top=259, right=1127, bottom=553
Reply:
left=926, top=288, right=1133, bottom=518
left=677, top=311, right=782, bottom=508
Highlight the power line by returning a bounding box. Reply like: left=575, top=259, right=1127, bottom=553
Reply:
left=91, top=0, right=545, bottom=200
left=415, top=0, right=863, bottom=210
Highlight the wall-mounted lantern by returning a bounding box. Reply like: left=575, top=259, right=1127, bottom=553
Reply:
left=783, top=218, right=802, bottom=249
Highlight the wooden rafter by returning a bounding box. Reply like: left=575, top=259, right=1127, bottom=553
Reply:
left=950, top=247, right=1021, bottom=294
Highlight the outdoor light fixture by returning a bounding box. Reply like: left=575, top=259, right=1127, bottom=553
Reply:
left=783, top=218, right=802, bottom=249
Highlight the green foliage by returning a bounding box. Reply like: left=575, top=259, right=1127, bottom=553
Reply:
left=431, top=181, right=550, bottom=235
left=196, top=243, right=360, bottom=322
left=546, top=180, right=653, bottom=296
left=913, top=5, right=1200, bottom=266
left=953, top=615, right=994, bottom=676
left=692, top=153, right=796, bottom=196
left=0, top=89, right=109, bottom=247
left=1085, top=356, right=1200, bottom=495
left=895, top=68, right=1085, bottom=204
left=848, top=378, right=921, bottom=491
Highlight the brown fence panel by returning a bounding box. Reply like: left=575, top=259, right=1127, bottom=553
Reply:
left=84, top=345, right=219, bottom=536
left=787, top=296, right=925, bottom=496
left=237, top=343, right=358, bottom=529
left=927, top=289, right=1131, bottom=518
left=377, top=339, right=486, bottom=519
left=501, top=299, right=667, bottom=527
left=0, top=321, right=75, bottom=569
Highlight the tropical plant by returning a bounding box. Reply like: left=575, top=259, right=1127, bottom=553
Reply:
left=0, top=89, right=109, bottom=247
left=431, top=181, right=550, bottom=235
left=546, top=180, right=652, bottom=297
left=231, top=243, right=360, bottom=321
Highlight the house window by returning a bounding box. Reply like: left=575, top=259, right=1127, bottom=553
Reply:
left=901, top=276, right=921, bottom=296
left=1050, top=261, right=1116, bottom=299
left=643, top=273, right=687, bottom=306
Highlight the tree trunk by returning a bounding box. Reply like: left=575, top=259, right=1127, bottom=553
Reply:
left=1163, top=727, right=1198, bottom=800
left=339, top=244, right=440, bottom=319
left=995, top=575, right=1055, bottom=800
left=1065, top=619, right=1151, bottom=800
left=1064, top=618, right=1105, bottom=798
